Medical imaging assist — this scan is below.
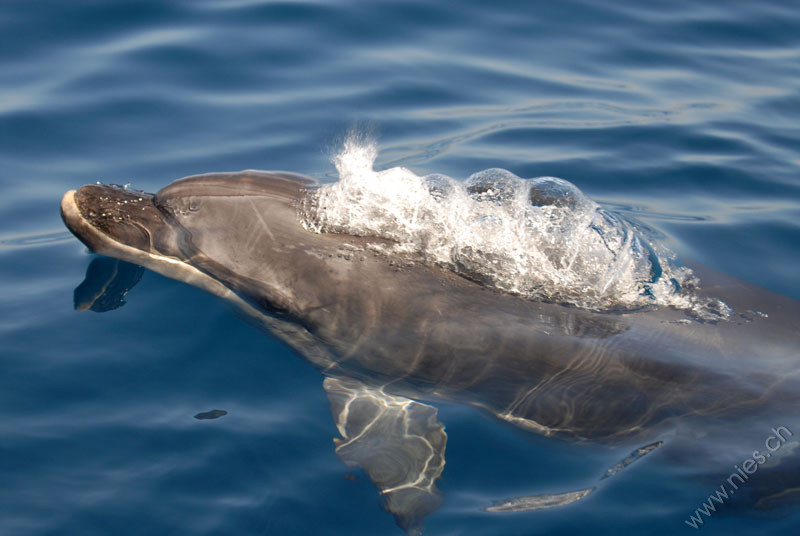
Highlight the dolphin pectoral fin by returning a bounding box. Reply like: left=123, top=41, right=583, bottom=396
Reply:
left=600, top=440, right=663, bottom=479
left=73, top=257, right=144, bottom=312
left=323, top=377, right=446, bottom=536
left=485, top=487, right=595, bottom=512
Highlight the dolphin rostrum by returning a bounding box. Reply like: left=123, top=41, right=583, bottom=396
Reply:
left=61, top=170, right=800, bottom=533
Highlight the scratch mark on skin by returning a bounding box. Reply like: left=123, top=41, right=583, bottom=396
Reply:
left=248, top=198, right=276, bottom=241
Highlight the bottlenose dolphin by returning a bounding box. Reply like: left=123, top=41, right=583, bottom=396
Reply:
left=61, top=171, right=800, bottom=533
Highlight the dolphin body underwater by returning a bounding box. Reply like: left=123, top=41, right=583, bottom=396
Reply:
left=61, top=170, right=800, bottom=533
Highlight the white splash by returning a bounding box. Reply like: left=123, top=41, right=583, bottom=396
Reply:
left=301, top=138, right=730, bottom=318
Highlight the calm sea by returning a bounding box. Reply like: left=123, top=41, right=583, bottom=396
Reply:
left=1, top=1, right=799, bottom=535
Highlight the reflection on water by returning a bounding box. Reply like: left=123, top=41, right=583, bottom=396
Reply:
left=73, top=257, right=143, bottom=312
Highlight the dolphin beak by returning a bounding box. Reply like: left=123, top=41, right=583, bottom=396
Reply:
left=60, top=184, right=172, bottom=259
left=61, top=188, right=99, bottom=252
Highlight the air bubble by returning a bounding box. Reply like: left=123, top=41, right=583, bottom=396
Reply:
left=299, top=138, right=729, bottom=317
left=465, top=168, right=521, bottom=204
left=528, top=176, right=583, bottom=210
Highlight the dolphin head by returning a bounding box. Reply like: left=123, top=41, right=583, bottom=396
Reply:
left=61, top=170, right=315, bottom=257
left=61, top=170, right=327, bottom=315
left=62, top=183, right=180, bottom=259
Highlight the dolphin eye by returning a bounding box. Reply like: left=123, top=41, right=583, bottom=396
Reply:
left=161, top=196, right=202, bottom=216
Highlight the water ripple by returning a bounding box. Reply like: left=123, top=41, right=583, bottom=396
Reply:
left=1, top=1, right=800, bottom=534
left=0, top=231, right=73, bottom=249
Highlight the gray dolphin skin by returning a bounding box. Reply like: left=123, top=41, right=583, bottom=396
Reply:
left=61, top=171, right=800, bottom=533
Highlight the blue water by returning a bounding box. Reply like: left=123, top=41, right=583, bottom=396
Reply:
left=1, top=1, right=799, bottom=534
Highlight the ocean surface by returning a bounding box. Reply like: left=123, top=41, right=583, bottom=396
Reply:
left=1, top=1, right=799, bottom=535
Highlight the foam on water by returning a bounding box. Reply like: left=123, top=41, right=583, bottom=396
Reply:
left=301, top=138, right=730, bottom=318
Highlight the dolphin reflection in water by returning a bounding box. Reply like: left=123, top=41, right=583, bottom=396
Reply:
left=62, top=171, right=800, bottom=533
